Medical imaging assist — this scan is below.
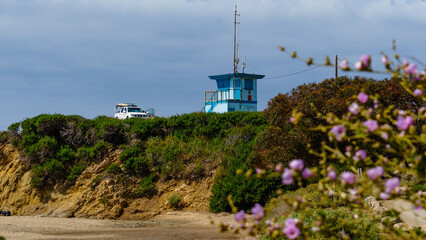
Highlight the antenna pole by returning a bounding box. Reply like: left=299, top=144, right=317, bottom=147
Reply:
left=233, top=5, right=240, bottom=101
left=234, top=5, right=237, bottom=74
left=335, top=55, right=338, bottom=80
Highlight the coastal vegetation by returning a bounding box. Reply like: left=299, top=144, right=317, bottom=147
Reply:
left=1, top=73, right=424, bottom=239
left=223, top=47, right=425, bottom=239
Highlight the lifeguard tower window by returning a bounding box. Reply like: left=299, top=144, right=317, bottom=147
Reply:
left=245, top=79, right=253, bottom=90
left=235, top=79, right=241, bottom=88
left=217, top=80, right=230, bottom=89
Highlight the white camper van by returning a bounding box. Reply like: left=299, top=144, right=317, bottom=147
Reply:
left=114, top=103, right=155, bottom=119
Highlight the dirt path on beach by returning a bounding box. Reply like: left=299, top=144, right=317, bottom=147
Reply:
left=0, top=211, right=243, bottom=240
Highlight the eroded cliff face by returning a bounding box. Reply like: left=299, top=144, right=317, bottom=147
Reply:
left=0, top=143, right=213, bottom=219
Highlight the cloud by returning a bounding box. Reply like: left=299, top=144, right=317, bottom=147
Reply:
left=0, top=0, right=425, bottom=130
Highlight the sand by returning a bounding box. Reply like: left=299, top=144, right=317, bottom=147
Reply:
left=0, top=211, right=243, bottom=240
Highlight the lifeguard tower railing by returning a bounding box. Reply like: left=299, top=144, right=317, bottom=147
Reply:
left=202, top=89, right=242, bottom=113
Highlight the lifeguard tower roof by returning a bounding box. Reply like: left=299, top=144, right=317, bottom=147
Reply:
left=209, top=73, right=265, bottom=80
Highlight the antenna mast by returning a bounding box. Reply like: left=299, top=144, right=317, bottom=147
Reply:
left=233, top=5, right=240, bottom=74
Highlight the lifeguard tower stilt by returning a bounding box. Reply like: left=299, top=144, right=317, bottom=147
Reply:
left=202, top=6, right=265, bottom=113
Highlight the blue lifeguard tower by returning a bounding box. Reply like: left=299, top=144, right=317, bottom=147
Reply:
left=202, top=6, right=265, bottom=113
left=203, top=73, right=264, bottom=113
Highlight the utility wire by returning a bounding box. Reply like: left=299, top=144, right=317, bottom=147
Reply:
left=265, top=65, right=324, bottom=79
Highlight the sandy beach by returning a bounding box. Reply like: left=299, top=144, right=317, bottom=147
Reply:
left=0, top=212, right=242, bottom=240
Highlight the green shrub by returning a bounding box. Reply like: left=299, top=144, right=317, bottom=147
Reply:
left=136, top=175, right=157, bottom=197
left=168, top=193, right=182, bottom=209
left=265, top=184, right=346, bottom=220
left=289, top=207, right=380, bottom=240
left=7, top=122, right=21, bottom=133
left=0, top=131, right=8, bottom=142
left=209, top=172, right=285, bottom=213
left=90, top=174, right=102, bottom=186
left=30, top=177, right=44, bottom=188
left=145, top=136, right=184, bottom=178
left=106, top=163, right=122, bottom=174
left=94, top=116, right=127, bottom=145
left=76, top=146, right=96, bottom=162
left=94, top=140, right=108, bottom=153
left=67, top=164, right=86, bottom=180
left=120, top=142, right=151, bottom=176
left=56, top=145, right=75, bottom=162
left=31, top=159, right=65, bottom=187
left=158, top=146, right=184, bottom=178
left=26, top=136, right=57, bottom=160
left=99, top=195, right=109, bottom=206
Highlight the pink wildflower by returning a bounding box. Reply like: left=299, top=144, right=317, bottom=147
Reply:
left=282, top=168, right=293, bottom=185
left=380, top=192, right=389, bottom=200
left=339, top=59, right=350, bottom=70
left=302, top=168, right=313, bottom=179
left=404, top=63, right=418, bottom=75
left=251, top=203, right=264, bottom=220
left=355, top=150, right=367, bottom=160
left=360, top=54, right=371, bottom=67
left=289, top=159, right=304, bottom=171
left=414, top=89, right=423, bottom=96
left=354, top=61, right=362, bottom=70
left=341, top=171, right=356, bottom=184
left=385, top=178, right=400, bottom=194
left=358, top=92, right=368, bottom=103
left=363, top=120, right=378, bottom=132
left=275, top=163, right=283, bottom=172
left=331, top=125, right=345, bottom=141
left=284, top=224, right=300, bottom=239
left=366, top=166, right=384, bottom=180
left=396, top=116, right=414, bottom=130
left=234, top=210, right=245, bottom=223
left=328, top=170, right=337, bottom=181
left=283, top=218, right=300, bottom=239
left=285, top=218, right=298, bottom=226
left=348, top=102, right=360, bottom=114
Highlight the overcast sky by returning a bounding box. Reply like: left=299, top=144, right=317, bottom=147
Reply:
left=0, top=0, right=425, bottom=130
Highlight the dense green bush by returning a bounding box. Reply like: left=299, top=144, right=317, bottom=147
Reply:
left=289, top=207, right=380, bottom=240
left=260, top=207, right=381, bottom=240
left=136, top=175, right=157, bottom=197
left=26, top=136, right=57, bottom=160
left=210, top=172, right=284, bottom=213
left=168, top=193, right=182, bottom=209
left=4, top=111, right=270, bottom=205
left=209, top=124, right=282, bottom=213
left=105, top=163, right=122, bottom=174
left=56, top=145, right=75, bottom=163
left=76, top=146, right=96, bottom=162
left=31, top=159, right=65, bottom=187
left=120, top=142, right=151, bottom=176
left=67, top=164, right=86, bottom=180
left=257, top=77, right=423, bottom=168
left=94, top=116, right=128, bottom=145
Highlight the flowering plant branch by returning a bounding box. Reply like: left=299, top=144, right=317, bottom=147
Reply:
left=222, top=43, right=425, bottom=239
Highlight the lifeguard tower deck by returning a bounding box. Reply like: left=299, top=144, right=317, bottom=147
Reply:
left=202, top=6, right=265, bottom=113
left=203, top=73, right=264, bottom=113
